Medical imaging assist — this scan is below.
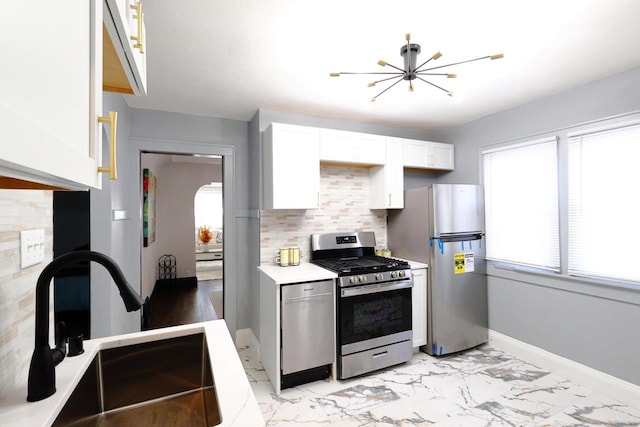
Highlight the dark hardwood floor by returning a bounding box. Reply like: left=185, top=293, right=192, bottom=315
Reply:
left=146, top=279, right=222, bottom=330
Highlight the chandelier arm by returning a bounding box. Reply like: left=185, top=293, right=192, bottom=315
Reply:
left=416, top=76, right=451, bottom=95
left=372, top=75, right=404, bottom=85
left=382, top=62, right=405, bottom=73
left=417, top=55, right=492, bottom=72
left=416, top=72, right=451, bottom=77
left=336, top=72, right=404, bottom=75
left=413, top=58, right=434, bottom=73
left=372, top=76, right=404, bottom=101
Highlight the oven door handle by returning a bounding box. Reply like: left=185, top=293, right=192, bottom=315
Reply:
left=341, top=280, right=412, bottom=297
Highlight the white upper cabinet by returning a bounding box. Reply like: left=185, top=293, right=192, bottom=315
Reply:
left=104, top=0, right=147, bottom=95
left=403, top=139, right=455, bottom=170
left=262, top=123, right=320, bottom=210
left=319, top=129, right=386, bottom=165
left=0, top=0, right=104, bottom=190
left=369, top=137, right=404, bottom=209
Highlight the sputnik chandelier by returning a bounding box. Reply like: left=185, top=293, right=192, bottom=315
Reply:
left=330, top=33, right=503, bottom=102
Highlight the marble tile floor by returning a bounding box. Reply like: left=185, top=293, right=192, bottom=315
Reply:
left=238, top=345, right=640, bottom=426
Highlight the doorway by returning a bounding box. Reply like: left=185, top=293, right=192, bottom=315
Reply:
left=194, top=182, right=224, bottom=318
left=140, top=153, right=224, bottom=329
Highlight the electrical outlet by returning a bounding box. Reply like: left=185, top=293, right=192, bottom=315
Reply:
left=20, top=229, right=45, bottom=269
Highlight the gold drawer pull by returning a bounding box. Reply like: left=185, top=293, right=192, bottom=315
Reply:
left=98, top=111, right=118, bottom=180
left=130, top=2, right=144, bottom=53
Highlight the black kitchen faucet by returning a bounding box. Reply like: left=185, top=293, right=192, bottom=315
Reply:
left=26, top=250, right=144, bottom=402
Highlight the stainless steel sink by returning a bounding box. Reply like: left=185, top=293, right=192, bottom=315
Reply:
left=53, top=333, right=221, bottom=426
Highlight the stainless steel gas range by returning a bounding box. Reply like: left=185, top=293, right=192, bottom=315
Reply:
left=311, top=232, right=413, bottom=379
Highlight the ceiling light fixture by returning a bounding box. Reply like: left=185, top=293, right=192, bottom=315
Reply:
left=330, top=33, right=504, bottom=102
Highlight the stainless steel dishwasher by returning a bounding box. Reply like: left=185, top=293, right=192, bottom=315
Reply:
left=281, top=279, right=334, bottom=389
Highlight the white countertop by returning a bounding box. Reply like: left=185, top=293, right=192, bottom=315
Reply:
left=258, top=262, right=337, bottom=284
left=258, top=260, right=426, bottom=285
left=0, top=320, right=264, bottom=427
left=403, top=258, right=429, bottom=270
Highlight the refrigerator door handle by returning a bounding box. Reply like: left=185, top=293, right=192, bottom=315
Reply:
left=435, top=232, right=483, bottom=243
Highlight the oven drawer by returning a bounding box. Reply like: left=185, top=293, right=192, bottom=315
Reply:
left=340, top=339, right=412, bottom=379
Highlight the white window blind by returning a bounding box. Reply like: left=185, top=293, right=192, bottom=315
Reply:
left=483, top=138, right=560, bottom=270
left=568, top=123, right=640, bottom=283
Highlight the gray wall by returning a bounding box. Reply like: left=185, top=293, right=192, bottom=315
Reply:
left=127, top=108, right=247, bottom=337
left=91, top=94, right=141, bottom=338
left=92, top=98, right=249, bottom=338
left=431, top=66, right=640, bottom=385
left=254, top=109, right=439, bottom=139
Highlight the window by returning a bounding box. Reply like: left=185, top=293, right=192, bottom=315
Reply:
left=483, top=137, right=560, bottom=271
left=568, top=123, right=640, bottom=284
left=194, top=182, right=223, bottom=232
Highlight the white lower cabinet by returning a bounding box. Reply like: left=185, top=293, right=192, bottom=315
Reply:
left=369, top=137, right=404, bottom=209
left=411, top=268, right=427, bottom=347
left=262, top=123, right=320, bottom=209
left=259, top=267, right=337, bottom=395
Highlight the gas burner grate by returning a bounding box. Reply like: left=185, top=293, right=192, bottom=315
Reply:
left=312, top=256, right=409, bottom=275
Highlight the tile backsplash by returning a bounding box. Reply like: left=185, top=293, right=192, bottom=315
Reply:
left=0, top=190, right=53, bottom=399
left=260, top=165, right=387, bottom=265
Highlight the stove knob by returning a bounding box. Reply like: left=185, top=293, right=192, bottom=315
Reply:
left=399, top=270, right=406, bottom=278
left=349, top=276, right=358, bottom=284
left=390, top=271, right=397, bottom=279
left=374, top=273, right=383, bottom=281
left=359, top=275, right=366, bottom=283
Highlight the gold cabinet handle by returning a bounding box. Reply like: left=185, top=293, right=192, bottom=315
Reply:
left=98, top=111, right=118, bottom=180
left=130, top=2, right=144, bottom=53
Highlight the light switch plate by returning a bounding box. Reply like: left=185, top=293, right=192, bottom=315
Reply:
left=112, top=209, right=128, bottom=221
left=20, top=229, right=45, bottom=269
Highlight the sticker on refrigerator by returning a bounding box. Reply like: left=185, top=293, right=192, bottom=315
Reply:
left=454, top=252, right=475, bottom=274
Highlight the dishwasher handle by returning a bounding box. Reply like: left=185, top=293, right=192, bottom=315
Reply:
left=285, top=292, right=333, bottom=302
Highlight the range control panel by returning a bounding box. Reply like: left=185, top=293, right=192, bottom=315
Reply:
left=336, top=235, right=357, bottom=245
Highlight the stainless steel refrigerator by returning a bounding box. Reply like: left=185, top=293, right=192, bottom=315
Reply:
left=388, top=184, right=487, bottom=356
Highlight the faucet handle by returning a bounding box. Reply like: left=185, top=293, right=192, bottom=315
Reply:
left=52, top=322, right=67, bottom=365
left=68, top=333, right=84, bottom=357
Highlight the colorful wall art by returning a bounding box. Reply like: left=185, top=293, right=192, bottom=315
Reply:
left=143, top=168, right=157, bottom=247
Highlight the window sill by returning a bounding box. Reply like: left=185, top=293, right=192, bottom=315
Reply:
left=487, top=261, right=640, bottom=305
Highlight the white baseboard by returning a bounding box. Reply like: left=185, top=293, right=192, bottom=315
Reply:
left=488, top=330, right=640, bottom=407
left=236, top=328, right=260, bottom=360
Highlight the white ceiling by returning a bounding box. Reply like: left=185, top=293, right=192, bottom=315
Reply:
left=124, top=0, right=640, bottom=131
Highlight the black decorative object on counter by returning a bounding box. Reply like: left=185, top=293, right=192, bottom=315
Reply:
left=158, top=254, right=176, bottom=279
